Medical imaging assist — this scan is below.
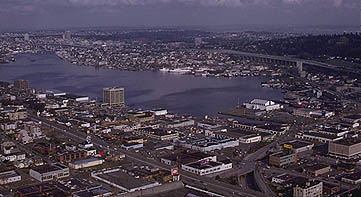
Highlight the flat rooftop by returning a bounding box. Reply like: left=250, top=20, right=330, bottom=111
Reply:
left=186, top=161, right=224, bottom=170
left=32, top=163, right=68, bottom=174
left=97, top=170, right=156, bottom=190
left=331, top=138, right=361, bottom=146
left=342, top=171, right=361, bottom=181
left=0, top=170, right=19, bottom=179
left=303, top=132, right=341, bottom=140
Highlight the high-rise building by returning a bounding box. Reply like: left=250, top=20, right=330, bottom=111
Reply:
left=103, top=87, right=125, bottom=106
left=63, top=31, right=72, bottom=40
left=14, top=79, right=29, bottom=90
left=24, top=33, right=30, bottom=41
left=195, top=37, right=202, bottom=46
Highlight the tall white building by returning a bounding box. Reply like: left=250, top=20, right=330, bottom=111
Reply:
left=24, top=33, right=30, bottom=41
left=103, top=87, right=125, bottom=106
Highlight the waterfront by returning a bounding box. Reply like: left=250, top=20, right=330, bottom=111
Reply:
left=0, top=52, right=283, bottom=117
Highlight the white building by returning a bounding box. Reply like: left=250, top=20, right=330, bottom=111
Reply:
left=69, top=158, right=104, bottom=169
left=29, top=163, right=69, bottom=182
left=180, top=138, right=239, bottom=152
left=167, top=119, right=195, bottom=128
left=151, top=109, right=168, bottom=116
left=244, top=99, right=281, bottom=111
left=239, top=134, right=262, bottom=144
left=293, top=181, right=323, bottom=197
left=295, top=132, right=343, bottom=143
left=182, top=159, right=232, bottom=176
left=0, top=170, right=21, bottom=185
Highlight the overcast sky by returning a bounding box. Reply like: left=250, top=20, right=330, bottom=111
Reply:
left=0, top=0, right=360, bottom=31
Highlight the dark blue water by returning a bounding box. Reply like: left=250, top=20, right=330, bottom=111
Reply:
left=0, top=52, right=283, bottom=117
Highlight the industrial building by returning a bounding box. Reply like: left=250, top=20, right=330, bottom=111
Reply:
left=295, top=132, right=343, bottom=143
left=29, top=163, right=69, bottom=182
left=69, top=158, right=104, bottom=169
left=0, top=170, right=21, bottom=185
left=103, top=87, right=124, bottom=106
left=91, top=169, right=160, bottom=193
left=239, top=134, right=262, bottom=144
left=181, top=159, right=232, bottom=176
left=178, top=137, right=239, bottom=152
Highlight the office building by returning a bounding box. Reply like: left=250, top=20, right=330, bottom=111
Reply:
left=14, top=79, right=29, bottom=90
left=269, top=150, right=297, bottom=167
left=24, top=33, right=29, bottom=41
left=103, top=87, right=124, bottom=106
left=329, top=138, right=361, bottom=159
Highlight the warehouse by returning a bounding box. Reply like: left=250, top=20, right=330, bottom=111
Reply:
left=69, top=158, right=104, bottom=169
left=0, top=170, right=21, bottom=185
left=29, top=163, right=69, bottom=182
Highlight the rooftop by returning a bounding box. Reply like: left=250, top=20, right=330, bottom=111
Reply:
left=331, top=138, right=361, bottom=146
left=32, top=163, right=68, bottom=174
left=97, top=170, right=156, bottom=190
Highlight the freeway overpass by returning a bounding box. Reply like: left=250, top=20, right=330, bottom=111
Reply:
left=212, top=49, right=361, bottom=77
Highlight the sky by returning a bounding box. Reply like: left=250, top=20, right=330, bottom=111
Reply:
left=0, top=0, right=360, bottom=31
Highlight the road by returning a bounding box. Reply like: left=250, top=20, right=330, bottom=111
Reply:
left=29, top=114, right=268, bottom=197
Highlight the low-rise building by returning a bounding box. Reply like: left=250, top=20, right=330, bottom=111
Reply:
left=0, top=170, right=21, bottom=185
left=91, top=168, right=160, bottom=193
left=283, top=140, right=314, bottom=153
left=295, top=132, right=343, bottom=143
left=167, top=119, right=195, bottom=128
left=181, top=159, right=232, bottom=176
left=303, top=164, right=331, bottom=177
left=271, top=173, right=298, bottom=184
left=56, top=150, right=88, bottom=163
left=178, top=137, right=239, bottom=152
left=269, top=151, right=297, bottom=167
left=341, top=171, right=361, bottom=184
left=121, top=142, right=143, bottom=150
left=293, top=180, right=323, bottom=197
left=244, top=99, right=281, bottom=111
left=239, top=134, right=262, bottom=144
left=69, top=158, right=104, bottom=169
left=29, top=163, right=70, bottom=182
left=134, top=128, right=179, bottom=141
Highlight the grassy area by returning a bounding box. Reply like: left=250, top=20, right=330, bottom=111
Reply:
left=326, top=59, right=361, bottom=69
left=268, top=184, right=279, bottom=194
left=220, top=107, right=246, bottom=117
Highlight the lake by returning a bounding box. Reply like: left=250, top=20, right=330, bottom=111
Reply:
left=0, top=52, right=283, bottom=117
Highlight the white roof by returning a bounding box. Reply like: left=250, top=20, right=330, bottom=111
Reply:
left=251, top=99, right=269, bottom=105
